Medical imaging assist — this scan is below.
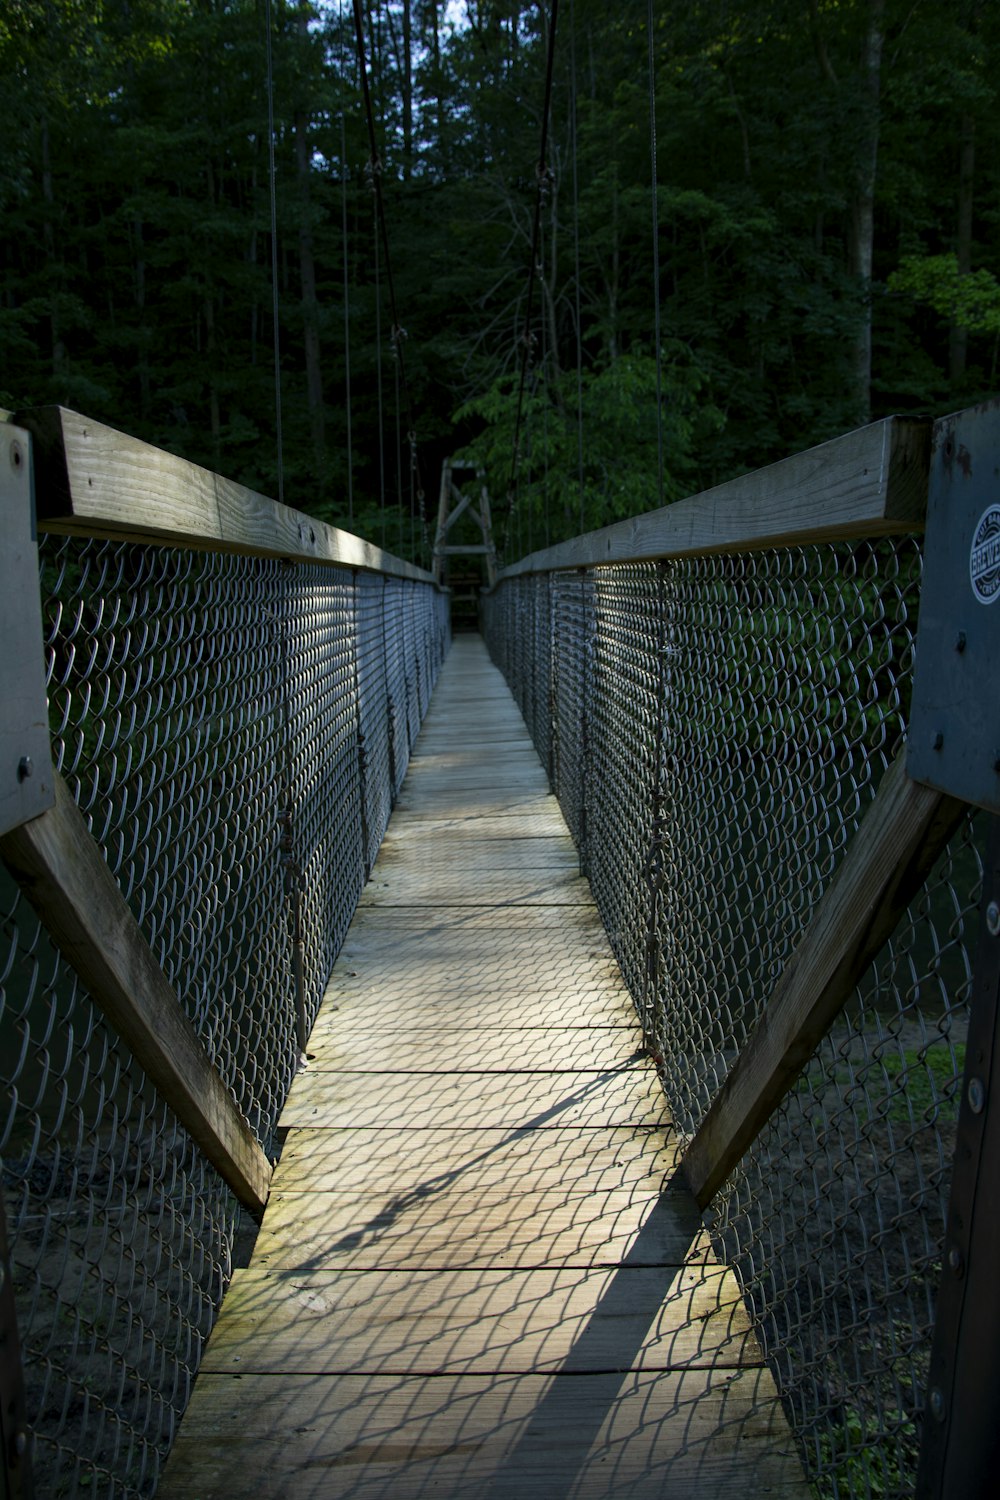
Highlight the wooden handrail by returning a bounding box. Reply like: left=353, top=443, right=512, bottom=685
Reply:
left=15, top=405, right=440, bottom=586
left=0, top=774, right=272, bottom=1218
left=495, top=415, right=929, bottom=579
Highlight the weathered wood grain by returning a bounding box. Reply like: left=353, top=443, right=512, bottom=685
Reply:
left=159, top=1368, right=810, bottom=1499
left=0, top=773, right=271, bottom=1215
left=683, top=752, right=968, bottom=1208
left=201, top=1265, right=755, bottom=1374
left=250, top=1185, right=708, bottom=1271
left=497, top=415, right=928, bottom=578
left=279, top=1066, right=668, bottom=1131
left=19, top=404, right=436, bottom=582
left=269, top=1125, right=676, bottom=1194
left=302, top=1025, right=644, bottom=1072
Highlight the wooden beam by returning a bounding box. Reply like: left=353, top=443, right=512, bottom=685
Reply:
left=0, top=774, right=272, bottom=1217
left=16, top=405, right=437, bottom=585
left=682, top=752, right=968, bottom=1209
left=497, top=416, right=929, bottom=577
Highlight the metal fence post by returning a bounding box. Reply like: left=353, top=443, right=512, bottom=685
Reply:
left=916, top=816, right=1000, bottom=1498
left=0, top=1193, right=33, bottom=1500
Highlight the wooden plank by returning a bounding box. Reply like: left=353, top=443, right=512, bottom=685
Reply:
left=374, top=833, right=578, bottom=869
left=159, top=1367, right=811, bottom=1499
left=269, top=1124, right=674, bottom=1194
left=250, top=1183, right=706, bottom=1271
left=201, top=1264, right=756, bottom=1374
left=0, top=773, right=271, bottom=1216
left=302, top=1026, right=645, bottom=1072
left=18, top=405, right=436, bottom=583
left=359, top=867, right=591, bottom=906
left=317, top=987, right=635, bottom=1031
left=280, top=1067, right=668, bottom=1132
left=393, top=789, right=558, bottom=816
left=683, top=752, right=968, bottom=1208
left=497, top=415, right=928, bottom=577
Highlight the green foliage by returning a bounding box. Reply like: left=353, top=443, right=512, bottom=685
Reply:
left=881, top=1042, right=966, bottom=1126
left=1, top=0, right=999, bottom=551
left=456, top=347, right=722, bottom=546
left=813, top=1406, right=916, bottom=1500
left=888, top=254, right=1000, bottom=336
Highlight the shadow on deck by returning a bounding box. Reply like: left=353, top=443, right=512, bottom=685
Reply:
left=158, top=634, right=809, bottom=1499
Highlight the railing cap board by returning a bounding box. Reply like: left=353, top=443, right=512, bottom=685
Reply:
left=14, top=405, right=439, bottom=586
left=495, top=414, right=929, bottom=580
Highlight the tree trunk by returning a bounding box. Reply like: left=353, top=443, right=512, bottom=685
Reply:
left=949, top=115, right=975, bottom=387
left=849, top=0, right=885, bottom=424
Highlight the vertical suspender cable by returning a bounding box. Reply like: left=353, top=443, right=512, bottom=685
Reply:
left=374, top=210, right=386, bottom=548
left=340, top=0, right=355, bottom=523
left=352, top=0, right=428, bottom=547
left=646, top=0, right=665, bottom=504
left=394, top=345, right=404, bottom=554
left=569, top=0, right=585, bottom=535
left=264, top=0, right=285, bottom=505
left=504, top=0, right=560, bottom=550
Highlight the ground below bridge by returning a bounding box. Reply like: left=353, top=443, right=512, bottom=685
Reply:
left=159, top=633, right=808, bottom=1499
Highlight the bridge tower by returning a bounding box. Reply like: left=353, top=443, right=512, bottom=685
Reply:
left=432, top=460, right=498, bottom=624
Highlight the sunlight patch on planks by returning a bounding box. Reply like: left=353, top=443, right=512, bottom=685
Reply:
left=159, top=633, right=808, bottom=1499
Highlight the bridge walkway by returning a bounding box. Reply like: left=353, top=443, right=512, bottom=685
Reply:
left=159, top=633, right=808, bottom=1499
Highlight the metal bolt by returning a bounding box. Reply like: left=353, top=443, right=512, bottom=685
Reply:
left=16, top=756, right=32, bottom=783
left=988, top=902, right=1000, bottom=939
left=947, top=1246, right=965, bottom=1277
left=13, top=1430, right=27, bottom=1458
left=955, top=630, right=967, bottom=653
left=932, top=730, right=944, bottom=751
left=968, top=1076, right=986, bottom=1115
left=929, top=1387, right=946, bottom=1423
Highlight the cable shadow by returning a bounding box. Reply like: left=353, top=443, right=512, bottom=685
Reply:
left=296, top=1055, right=649, bottom=1266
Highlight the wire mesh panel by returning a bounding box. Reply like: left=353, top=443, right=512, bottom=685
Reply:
left=711, top=814, right=980, bottom=1499
left=41, top=537, right=296, bottom=1138
left=355, top=573, right=393, bottom=873
left=284, top=564, right=366, bottom=1028
left=383, top=579, right=411, bottom=796
left=550, top=571, right=593, bottom=859
left=2, top=531, right=448, bottom=1499
left=585, top=564, right=662, bottom=1017
left=483, top=534, right=983, bottom=1500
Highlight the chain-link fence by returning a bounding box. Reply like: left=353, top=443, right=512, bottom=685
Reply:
left=2, top=529, right=449, bottom=1498
left=482, top=538, right=982, bottom=1500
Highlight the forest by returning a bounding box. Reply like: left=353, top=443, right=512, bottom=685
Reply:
left=2, top=0, right=999, bottom=563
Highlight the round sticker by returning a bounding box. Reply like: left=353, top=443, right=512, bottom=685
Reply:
left=970, top=504, right=1000, bottom=605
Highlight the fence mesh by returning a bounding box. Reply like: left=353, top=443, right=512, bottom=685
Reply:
left=1, top=533, right=448, bottom=1498
left=483, top=538, right=982, bottom=1500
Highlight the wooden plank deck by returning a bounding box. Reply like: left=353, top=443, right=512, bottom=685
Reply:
left=159, top=633, right=808, bottom=1499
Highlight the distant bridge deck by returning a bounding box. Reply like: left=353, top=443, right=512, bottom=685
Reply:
left=159, top=633, right=808, bottom=1499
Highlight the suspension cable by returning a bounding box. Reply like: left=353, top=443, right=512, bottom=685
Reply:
left=351, top=0, right=428, bottom=541
left=264, top=0, right=285, bottom=505
left=340, top=0, right=355, bottom=523
left=569, top=0, right=585, bottom=535
left=646, top=0, right=665, bottom=504
left=373, top=192, right=386, bottom=548
left=503, top=0, right=560, bottom=551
